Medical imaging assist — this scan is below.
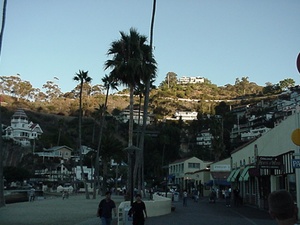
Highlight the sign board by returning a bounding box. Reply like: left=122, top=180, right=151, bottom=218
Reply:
left=258, top=156, right=282, bottom=169
left=292, top=159, right=300, bottom=168
left=213, top=165, right=231, bottom=171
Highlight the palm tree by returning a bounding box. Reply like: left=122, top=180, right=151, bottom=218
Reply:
left=0, top=0, right=7, bottom=208
left=138, top=0, right=157, bottom=194
left=105, top=28, right=149, bottom=200
left=73, top=70, right=92, bottom=199
left=93, top=74, right=118, bottom=198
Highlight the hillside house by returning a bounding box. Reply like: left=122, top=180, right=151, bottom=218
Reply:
left=34, top=160, right=73, bottom=182
left=3, top=109, right=43, bottom=147
left=117, top=109, right=153, bottom=125
left=196, top=130, right=212, bottom=147
left=173, top=111, right=198, bottom=121
left=35, top=146, right=73, bottom=160
left=177, top=76, right=205, bottom=84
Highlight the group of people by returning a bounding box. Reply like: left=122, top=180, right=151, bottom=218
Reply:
left=96, top=189, right=298, bottom=225
left=97, top=191, right=147, bottom=225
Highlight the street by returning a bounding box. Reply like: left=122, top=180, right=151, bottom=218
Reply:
left=146, top=197, right=277, bottom=225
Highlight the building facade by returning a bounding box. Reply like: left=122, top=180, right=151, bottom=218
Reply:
left=227, top=110, right=300, bottom=210
left=3, top=109, right=43, bottom=147
left=168, top=157, right=211, bottom=192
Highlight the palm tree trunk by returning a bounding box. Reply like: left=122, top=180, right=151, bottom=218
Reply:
left=93, top=86, right=110, bottom=198
left=138, top=0, right=156, bottom=197
left=79, top=81, right=90, bottom=199
left=127, top=84, right=134, bottom=200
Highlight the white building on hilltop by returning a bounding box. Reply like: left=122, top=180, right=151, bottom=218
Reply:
left=177, top=76, right=205, bottom=84
left=174, top=111, right=198, bottom=121
left=2, top=109, right=43, bottom=147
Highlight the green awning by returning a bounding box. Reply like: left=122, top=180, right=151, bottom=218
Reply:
left=243, top=173, right=250, bottom=181
left=230, top=168, right=240, bottom=182
left=227, top=169, right=236, bottom=182
left=238, top=166, right=254, bottom=182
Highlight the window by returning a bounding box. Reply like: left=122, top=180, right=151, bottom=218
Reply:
left=188, top=163, right=200, bottom=169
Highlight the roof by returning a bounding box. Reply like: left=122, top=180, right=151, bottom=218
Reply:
left=44, top=146, right=73, bottom=152
left=12, top=109, right=28, bottom=118
left=170, top=157, right=197, bottom=164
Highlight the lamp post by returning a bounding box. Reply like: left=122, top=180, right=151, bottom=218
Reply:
left=124, top=145, right=141, bottom=206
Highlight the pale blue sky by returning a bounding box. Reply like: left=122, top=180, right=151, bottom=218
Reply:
left=0, top=0, right=299, bottom=93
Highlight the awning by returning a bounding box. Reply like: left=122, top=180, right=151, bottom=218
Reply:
left=239, top=166, right=255, bottom=181
left=229, top=169, right=240, bottom=182
left=226, top=169, right=236, bottom=182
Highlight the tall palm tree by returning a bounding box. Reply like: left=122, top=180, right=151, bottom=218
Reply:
left=93, top=74, right=118, bottom=198
left=73, top=70, right=92, bottom=199
left=138, top=0, right=157, bottom=194
left=0, top=0, right=7, bottom=208
left=105, top=28, right=149, bottom=200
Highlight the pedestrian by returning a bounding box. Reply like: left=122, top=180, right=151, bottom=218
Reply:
left=29, top=187, right=35, bottom=202
left=149, top=188, right=153, bottom=200
left=128, top=194, right=147, bottom=225
left=183, top=190, right=188, bottom=206
left=209, top=188, right=216, bottom=203
left=233, top=187, right=241, bottom=206
left=225, top=187, right=231, bottom=207
left=97, top=191, right=117, bottom=225
left=268, top=190, right=298, bottom=225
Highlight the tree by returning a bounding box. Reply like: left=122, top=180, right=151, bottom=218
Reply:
left=93, top=74, right=118, bottom=198
left=73, top=70, right=92, bottom=199
left=42, top=81, right=62, bottom=101
left=138, top=0, right=157, bottom=195
left=105, top=28, right=152, bottom=199
left=160, top=72, right=177, bottom=88
left=279, top=78, right=295, bottom=90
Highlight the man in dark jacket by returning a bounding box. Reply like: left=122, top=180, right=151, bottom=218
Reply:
left=98, top=191, right=117, bottom=225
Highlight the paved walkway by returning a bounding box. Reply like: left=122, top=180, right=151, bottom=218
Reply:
left=0, top=193, right=122, bottom=225
left=0, top=194, right=277, bottom=225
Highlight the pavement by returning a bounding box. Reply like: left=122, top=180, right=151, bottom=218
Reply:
left=0, top=194, right=277, bottom=225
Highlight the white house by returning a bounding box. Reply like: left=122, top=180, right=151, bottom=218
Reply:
left=168, top=157, right=211, bottom=191
left=3, top=109, right=43, bottom=147
left=35, top=146, right=73, bottom=160
left=196, top=129, right=212, bottom=147
left=240, top=127, right=270, bottom=141
left=174, top=111, right=198, bottom=121
left=117, top=109, right=152, bottom=125
left=177, top=76, right=205, bottom=84
left=74, top=166, right=93, bottom=181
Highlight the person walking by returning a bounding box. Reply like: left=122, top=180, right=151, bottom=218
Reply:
left=29, top=187, right=35, bottom=202
left=128, top=194, right=147, bottom=225
left=183, top=190, right=188, bottom=206
left=97, top=191, right=117, bottom=225
left=233, top=187, right=241, bottom=206
left=268, top=190, right=298, bottom=225
left=225, top=187, right=231, bottom=207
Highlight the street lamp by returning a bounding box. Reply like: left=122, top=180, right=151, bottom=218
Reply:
left=124, top=145, right=141, bottom=206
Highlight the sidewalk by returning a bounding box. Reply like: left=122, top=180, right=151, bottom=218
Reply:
left=0, top=193, right=123, bottom=225
left=0, top=194, right=276, bottom=225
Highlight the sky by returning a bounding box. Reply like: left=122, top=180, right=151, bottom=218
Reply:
left=0, top=0, right=300, bottom=93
